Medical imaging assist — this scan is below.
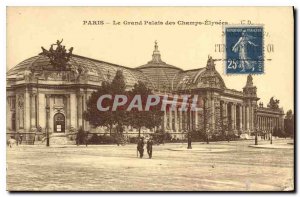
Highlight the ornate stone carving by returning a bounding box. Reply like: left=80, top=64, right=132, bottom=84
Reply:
left=243, top=74, right=257, bottom=97
left=245, top=74, right=254, bottom=87
left=267, top=97, right=280, bottom=109
left=17, top=94, right=24, bottom=109
left=40, top=39, right=73, bottom=70
left=206, top=55, right=216, bottom=71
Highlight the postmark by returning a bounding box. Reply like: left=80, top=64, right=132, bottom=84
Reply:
left=225, top=26, right=264, bottom=74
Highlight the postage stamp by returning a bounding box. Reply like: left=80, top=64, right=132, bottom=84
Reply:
left=225, top=26, right=264, bottom=74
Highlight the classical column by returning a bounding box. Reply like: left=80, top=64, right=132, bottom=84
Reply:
left=249, top=104, right=252, bottom=131
left=24, top=90, right=31, bottom=131
left=85, top=92, right=91, bottom=131
left=251, top=104, right=254, bottom=131
left=169, top=110, right=172, bottom=130
left=77, top=94, right=83, bottom=128
left=256, top=115, right=258, bottom=130
left=234, top=104, right=237, bottom=132
left=242, top=105, right=246, bottom=131
left=183, top=110, right=187, bottom=130
left=70, top=93, right=77, bottom=128
left=174, top=108, right=178, bottom=132
left=66, top=95, right=71, bottom=130
left=231, top=103, right=235, bottom=130
left=179, top=109, right=182, bottom=131
left=46, top=95, right=51, bottom=133
left=6, top=97, right=12, bottom=130
left=223, top=102, right=228, bottom=130
left=211, top=97, right=215, bottom=131
left=194, top=109, right=198, bottom=130
left=234, top=104, right=237, bottom=131
left=83, top=93, right=87, bottom=131
left=246, top=106, right=250, bottom=131
left=30, top=94, right=37, bottom=128
left=260, top=116, right=262, bottom=130
left=15, top=94, right=19, bottom=130
left=163, top=110, right=167, bottom=130
left=49, top=96, right=54, bottom=133
left=38, top=93, right=46, bottom=129
left=243, top=105, right=246, bottom=131
left=239, top=105, right=242, bottom=131
left=223, top=102, right=227, bottom=122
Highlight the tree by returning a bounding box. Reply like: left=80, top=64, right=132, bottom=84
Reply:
left=197, top=98, right=223, bottom=143
left=84, top=70, right=128, bottom=136
left=127, top=81, right=164, bottom=137
left=286, top=110, right=294, bottom=119
left=273, top=127, right=283, bottom=137
left=284, top=109, right=294, bottom=138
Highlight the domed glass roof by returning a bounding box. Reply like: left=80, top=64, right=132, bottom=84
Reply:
left=173, top=56, right=226, bottom=91
left=7, top=54, right=155, bottom=89
left=7, top=42, right=226, bottom=92
left=136, top=41, right=182, bottom=92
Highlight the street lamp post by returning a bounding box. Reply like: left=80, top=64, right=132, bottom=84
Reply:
left=255, top=130, right=258, bottom=145
left=206, top=124, right=210, bottom=144
left=187, top=131, right=192, bottom=149
left=270, top=127, right=273, bottom=145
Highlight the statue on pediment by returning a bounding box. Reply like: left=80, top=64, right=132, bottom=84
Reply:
left=267, top=97, right=280, bottom=109
left=40, top=39, right=73, bottom=70
left=245, top=74, right=253, bottom=87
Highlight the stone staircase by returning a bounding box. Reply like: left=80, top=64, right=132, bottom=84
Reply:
left=35, top=133, right=76, bottom=146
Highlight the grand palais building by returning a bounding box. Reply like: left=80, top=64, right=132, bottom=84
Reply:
left=6, top=41, right=285, bottom=143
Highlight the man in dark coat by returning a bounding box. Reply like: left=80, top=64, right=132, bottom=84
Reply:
left=137, top=137, right=144, bottom=158
left=147, top=138, right=153, bottom=159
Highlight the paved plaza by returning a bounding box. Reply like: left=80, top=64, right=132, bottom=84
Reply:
left=7, top=139, right=294, bottom=191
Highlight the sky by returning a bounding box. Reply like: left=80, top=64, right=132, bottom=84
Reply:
left=6, top=7, right=294, bottom=112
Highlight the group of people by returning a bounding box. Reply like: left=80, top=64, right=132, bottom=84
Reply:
left=7, top=135, right=23, bottom=148
left=137, top=137, right=153, bottom=159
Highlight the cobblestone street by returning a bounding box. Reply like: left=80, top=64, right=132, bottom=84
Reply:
left=7, top=139, right=294, bottom=191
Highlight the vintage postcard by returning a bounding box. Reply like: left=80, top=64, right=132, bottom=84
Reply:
left=6, top=7, right=294, bottom=191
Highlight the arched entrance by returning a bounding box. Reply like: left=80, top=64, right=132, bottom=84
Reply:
left=53, top=113, right=65, bottom=133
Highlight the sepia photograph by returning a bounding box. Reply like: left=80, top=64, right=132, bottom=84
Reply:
left=6, top=6, right=294, bottom=191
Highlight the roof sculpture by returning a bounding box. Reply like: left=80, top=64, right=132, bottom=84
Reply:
left=7, top=40, right=229, bottom=93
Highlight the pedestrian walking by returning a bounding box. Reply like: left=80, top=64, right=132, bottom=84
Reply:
left=137, top=137, right=144, bottom=158
left=146, top=138, right=153, bottom=159
left=19, top=134, right=23, bottom=145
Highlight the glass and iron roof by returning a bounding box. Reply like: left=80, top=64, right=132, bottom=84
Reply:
left=7, top=41, right=227, bottom=92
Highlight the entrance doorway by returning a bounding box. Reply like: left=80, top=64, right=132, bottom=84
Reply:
left=53, top=113, right=65, bottom=133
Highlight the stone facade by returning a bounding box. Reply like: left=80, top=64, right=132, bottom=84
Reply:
left=6, top=41, right=285, bottom=142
